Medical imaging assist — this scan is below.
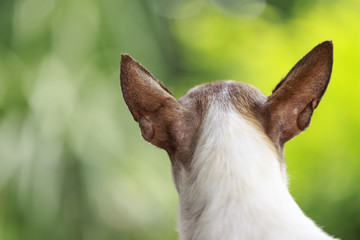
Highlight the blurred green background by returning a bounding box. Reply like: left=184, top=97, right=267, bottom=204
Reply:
left=1, top=0, right=360, bottom=239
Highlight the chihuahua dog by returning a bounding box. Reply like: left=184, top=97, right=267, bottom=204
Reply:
left=120, top=41, right=338, bottom=240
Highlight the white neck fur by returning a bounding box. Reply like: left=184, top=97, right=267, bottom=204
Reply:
left=175, top=96, right=336, bottom=240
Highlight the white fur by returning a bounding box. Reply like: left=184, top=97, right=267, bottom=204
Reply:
left=175, top=90, right=337, bottom=240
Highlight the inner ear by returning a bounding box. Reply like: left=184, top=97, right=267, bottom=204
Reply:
left=297, top=101, right=315, bottom=131
left=139, top=116, right=154, bottom=141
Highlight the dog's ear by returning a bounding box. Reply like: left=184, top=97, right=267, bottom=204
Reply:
left=261, top=41, right=333, bottom=146
left=120, top=54, right=185, bottom=152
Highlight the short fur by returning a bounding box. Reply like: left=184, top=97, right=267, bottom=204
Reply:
left=120, top=41, right=338, bottom=240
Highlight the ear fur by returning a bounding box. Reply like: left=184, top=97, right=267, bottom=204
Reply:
left=120, top=54, right=184, bottom=152
left=262, top=41, right=333, bottom=146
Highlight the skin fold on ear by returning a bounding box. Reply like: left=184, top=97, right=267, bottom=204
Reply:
left=261, top=41, right=333, bottom=147
left=120, top=54, right=185, bottom=152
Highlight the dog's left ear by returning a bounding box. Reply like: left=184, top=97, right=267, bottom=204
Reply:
left=120, top=54, right=186, bottom=153
left=261, top=41, right=333, bottom=146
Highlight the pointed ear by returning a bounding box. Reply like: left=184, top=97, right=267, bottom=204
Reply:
left=262, top=41, right=333, bottom=146
left=120, top=54, right=184, bottom=152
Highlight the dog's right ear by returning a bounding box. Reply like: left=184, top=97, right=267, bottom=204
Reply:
left=261, top=41, right=333, bottom=147
left=120, top=54, right=185, bottom=153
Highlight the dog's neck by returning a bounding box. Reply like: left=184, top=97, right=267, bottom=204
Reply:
left=174, top=99, right=332, bottom=240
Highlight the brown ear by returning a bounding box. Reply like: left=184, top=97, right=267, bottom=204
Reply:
left=120, top=54, right=184, bottom=152
left=261, top=41, right=333, bottom=146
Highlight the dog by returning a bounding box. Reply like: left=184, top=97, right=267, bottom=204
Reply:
left=120, top=41, right=338, bottom=240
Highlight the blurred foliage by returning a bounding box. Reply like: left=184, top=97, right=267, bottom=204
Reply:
left=1, top=0, right=360, bottom=239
